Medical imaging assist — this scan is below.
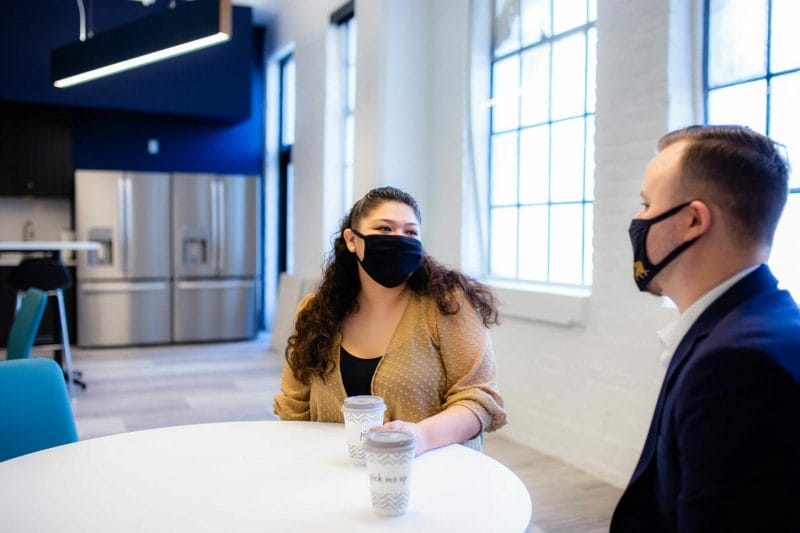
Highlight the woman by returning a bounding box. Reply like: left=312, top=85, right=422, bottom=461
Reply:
left=273, top=186, right=506, bottom=455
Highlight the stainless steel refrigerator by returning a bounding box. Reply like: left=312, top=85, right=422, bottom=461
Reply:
left=172, top=173, right=259, bottom=342
left=75, top=170, right=172, bottom=346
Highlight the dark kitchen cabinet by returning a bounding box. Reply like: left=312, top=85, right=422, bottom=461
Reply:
left=0, top=103, right=73, bottom=198
left=0, top=265, right=77, bottom=349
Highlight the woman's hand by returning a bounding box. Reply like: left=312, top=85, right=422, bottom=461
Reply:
left=370, top=406, right=481, bottom=456
left=370, top=420, right=431, bottom=456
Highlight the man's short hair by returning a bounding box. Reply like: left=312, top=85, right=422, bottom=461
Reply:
left=658, top=125, right=790, bottom=246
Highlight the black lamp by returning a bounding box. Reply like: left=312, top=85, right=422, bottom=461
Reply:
left=52, top=0, right=232, bottom=89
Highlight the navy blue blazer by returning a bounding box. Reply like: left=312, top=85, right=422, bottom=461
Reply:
left=611, top=265, right=800, bottom=532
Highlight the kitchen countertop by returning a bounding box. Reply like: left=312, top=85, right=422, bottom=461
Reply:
left=0, top=241, right=101, bottom=251
left=0, top=241, right=101, bottom=266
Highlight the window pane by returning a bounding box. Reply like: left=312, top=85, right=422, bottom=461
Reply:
left=520, top=44, right=550, bottom=126
left=586, top=26, right=597, bottom=113
left=770, top=71, right=800, bottom=189
left=347, top=65, right=357, bottom=112
left=348, top=19, right=358, bottom=65
left=280, top=58, right=295, bottom=146
left=521, top=0, right=550, bottom=45
left=706, top=80, right=767, bottom=134
left=549, top=204, right=583, bottom=284
left=553, top=0, right=587, bottom=34
left=492, top=55, right=521, bottom=132
left=491, top=132, right=519, bottom=206
left=490, top=207, right=518, bottom=278
left=583, top=203, right=593, bottom=286
left=519, top=124, right=549, bottom=204
left=518, top=205, right=548, bottom=281
left=707, top=0, right=767, bottom=86
left=584, top=115, right=595, bottom=201
left=770, top=193, right=800, bottom=303
left=344, top=115, right=355, bottom=165
left=551, top=32, right=587, bottom=120
left=494, top=0, right=521, bottom=57
left=771, top=0, right=800, bottom=73
left=550, top=117, right=585, bottom=202
left=344, top=165, right=354, bottom=209
left=488, top=4, right=594, bottom=286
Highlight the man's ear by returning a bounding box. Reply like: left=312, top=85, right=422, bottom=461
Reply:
left=687, top=200, right=711, bottom=239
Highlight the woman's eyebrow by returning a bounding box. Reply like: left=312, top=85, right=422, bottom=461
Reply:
left=370, top=218, right=419, bottom=226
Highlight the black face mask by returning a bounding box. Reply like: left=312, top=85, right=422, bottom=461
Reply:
left=350, top=229, right=423, bottom=288
left=628, top=202, right=700, bottom=292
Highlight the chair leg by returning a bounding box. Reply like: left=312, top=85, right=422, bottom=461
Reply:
left=54, top=289, right=74, bottom=398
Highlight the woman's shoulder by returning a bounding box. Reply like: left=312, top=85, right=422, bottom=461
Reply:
left=416, top=284, right=476, bottom=317
left=418, top=271, right=498, bottom=328
left=296, top=293, right=316, bottom=314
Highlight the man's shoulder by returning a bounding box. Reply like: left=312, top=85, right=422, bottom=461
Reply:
left=693, top=288, right=800, bottom=381
left=713, top=287, right=800, bottom=343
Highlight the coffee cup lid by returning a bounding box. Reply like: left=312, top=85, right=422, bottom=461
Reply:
left=363, top=430, right=416, bottom=451
left=342, top=395, right=386, bottom=411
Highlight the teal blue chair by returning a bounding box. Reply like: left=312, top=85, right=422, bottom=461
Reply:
left=6, top=287, right=48, bottom=360
left=0, top=358, right=78, bottom=461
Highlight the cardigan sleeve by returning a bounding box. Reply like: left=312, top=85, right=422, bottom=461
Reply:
left=434, top=292, right=507, bottom=433
left=273, top=294, right=315, bottom=421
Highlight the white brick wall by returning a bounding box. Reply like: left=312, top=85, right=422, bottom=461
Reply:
left=267, top=0, right=699, bottom=488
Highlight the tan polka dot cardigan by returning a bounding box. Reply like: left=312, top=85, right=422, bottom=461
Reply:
left=274, top=290, right=507, bottom=433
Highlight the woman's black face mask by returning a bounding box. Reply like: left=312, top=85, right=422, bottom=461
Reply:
left=350, top=229, right=423, bottom=288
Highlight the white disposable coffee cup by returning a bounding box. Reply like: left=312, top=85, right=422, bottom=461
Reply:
left=342, top=395, right=387, bottom=465
left=363, top=430, right=416, bottom=516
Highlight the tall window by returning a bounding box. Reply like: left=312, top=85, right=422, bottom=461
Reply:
left=705, top=0, right=800, bottom=299
left=489, top=0, right=597, bottom=287
left=332, top=2, right=357, bottom=212
left=278, top=54, right=295, bottom=274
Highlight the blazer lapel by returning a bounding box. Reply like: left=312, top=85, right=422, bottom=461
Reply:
left=663, top=265, right=776, bottom=390
left=626, top=265, right=778, bottom=486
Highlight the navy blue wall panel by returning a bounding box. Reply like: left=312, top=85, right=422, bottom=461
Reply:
left=72, top=27, right=264, bottom=175
left=1, top=2, right=264, bottom=176
left=1, top=1, right=252, bottom=121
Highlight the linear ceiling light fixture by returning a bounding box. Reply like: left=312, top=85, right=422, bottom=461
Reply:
left=52, top=0, right=232, bottom=88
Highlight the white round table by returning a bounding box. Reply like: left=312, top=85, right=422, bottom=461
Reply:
left=0, top=421, right=531, bottom=532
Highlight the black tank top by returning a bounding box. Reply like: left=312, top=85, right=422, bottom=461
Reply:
left=340, top=346, right=382, bottom=397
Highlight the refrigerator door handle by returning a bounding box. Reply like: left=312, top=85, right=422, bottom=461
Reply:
left=217, top=179, right=226, bottom=274
left=80, top=281, right=169, bottom=293
left=210, top=179, right=219, bottom=274
left=124, top=176, right=133, bottom=275
left=176, top=280, right=256, bottom=290
left=117, top=176, right=127, bottom=275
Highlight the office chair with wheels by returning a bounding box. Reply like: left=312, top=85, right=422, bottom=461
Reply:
left=0, top=358, right=79, bottom=462
left=6, top=288, right=48, bottom=361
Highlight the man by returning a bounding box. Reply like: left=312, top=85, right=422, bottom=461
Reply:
left=611, top=125, right=800, bottom=531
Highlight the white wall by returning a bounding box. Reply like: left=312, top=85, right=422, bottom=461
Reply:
left=0, top=197, right=72, bottom=265
left=265, top=0, right=699, bottom=487
left=266, top=0, right=347, bottom=281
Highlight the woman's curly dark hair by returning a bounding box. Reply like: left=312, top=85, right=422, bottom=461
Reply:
left=285, top=186, right=499, bottom=385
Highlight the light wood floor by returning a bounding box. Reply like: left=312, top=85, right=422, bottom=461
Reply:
left=67, top=338, right=621, bottom=532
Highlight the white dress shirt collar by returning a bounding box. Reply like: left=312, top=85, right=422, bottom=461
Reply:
left=657, top=265, right=761, bottom=367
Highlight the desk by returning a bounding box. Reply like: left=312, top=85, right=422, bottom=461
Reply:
left=0, top=421, right=532, bottom=532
